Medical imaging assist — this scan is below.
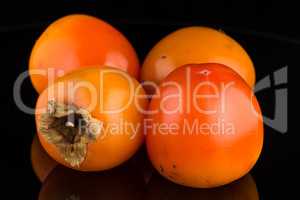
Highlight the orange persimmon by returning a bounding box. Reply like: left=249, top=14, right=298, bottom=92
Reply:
left=146, top=63, right=264, bottom=188
left=29, top=14, right=139, bottom=93
left=35, top=67, right=148, bottom=171
left=31, top=134, right=57, bottom=182
left=141, top=26, right=255, bottom=94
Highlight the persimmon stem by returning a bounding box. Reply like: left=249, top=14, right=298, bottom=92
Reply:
left=39, top=100, right=103, bottom=167
left=65, top=121, right=75, bottom=128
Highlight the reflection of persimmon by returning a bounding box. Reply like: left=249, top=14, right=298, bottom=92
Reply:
left=35, top=67, right=148, bottom=171
left=29, top=14, right=139, bottom=93
left=141, top=27, right=255, bottom=94
left=39, top=165, right=145, bottom=200
left=145, top=173, right=259, bottom=200
left=31, top=134, right=57, bottom=182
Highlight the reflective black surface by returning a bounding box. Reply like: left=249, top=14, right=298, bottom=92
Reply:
left=2, top=3, right=297, bottom=199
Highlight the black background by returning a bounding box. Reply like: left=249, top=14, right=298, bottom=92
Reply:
left=1, top=1, right=297, bottom=199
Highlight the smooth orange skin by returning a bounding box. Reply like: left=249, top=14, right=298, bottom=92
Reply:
left=30, top=14, right=139, bottom=93
left=146, top=63, right=264, bottom=188
left=31, top=134, right=58, bottom=182
left=39, top=165, right=145, bottom=200
left=35, top=67, right=148, bottom=171
left=145, top=173, right=259, bottom=200
left=141, top=27, right=255, bottom=94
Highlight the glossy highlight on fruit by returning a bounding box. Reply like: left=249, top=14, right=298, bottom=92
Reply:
left=35, top=67, right=148, bottom=171
left=146, top=63, right=264, bottom=188
left=29, top=14, right=139, bottom=93
left=141, top=26, right=255, bottom=94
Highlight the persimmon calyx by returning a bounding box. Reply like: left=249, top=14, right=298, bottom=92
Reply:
left=39, top=100, right=102, bottom=167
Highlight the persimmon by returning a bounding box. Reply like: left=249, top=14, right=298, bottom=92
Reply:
left=29, top=14, right=139, bottom=93
left=141, top=26, right=255, bottom=94
left=35, top=67, right=148, bottom=171
left=31, top=134, right=57, bottom=182
left=39, top=165, right=145, bottom=200
left=146, top=63, right=264, bottom=188
left=145, top=173, right=259, bottom=200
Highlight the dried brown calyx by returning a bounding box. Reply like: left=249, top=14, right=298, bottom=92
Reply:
left=39, top=100, right=102, bottom=167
